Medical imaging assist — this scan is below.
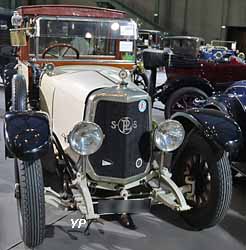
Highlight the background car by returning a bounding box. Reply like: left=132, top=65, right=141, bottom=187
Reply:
left=137, top=29, right=165, bottom=50
left=144, top=37, right=246, bottom=118
left=163, top=36, right=205, bottom=57
left=199, top=40, right=237, bottom=61
left=160, top=49, right=246, bottom=118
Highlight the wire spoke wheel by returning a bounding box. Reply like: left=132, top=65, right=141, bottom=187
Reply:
left=182, top=154, right=212, bottom=208
left=171, top=93, right=207, bottom=113
left=172, top=130, right=232, bottom=229
left=165, top=87, right=208, bottom=118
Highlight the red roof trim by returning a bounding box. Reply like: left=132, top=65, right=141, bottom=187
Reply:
left=17, top=5, right=127, bottom=19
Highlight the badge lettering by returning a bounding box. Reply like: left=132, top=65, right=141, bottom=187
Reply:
left=111, top=117, right=137, bottom=135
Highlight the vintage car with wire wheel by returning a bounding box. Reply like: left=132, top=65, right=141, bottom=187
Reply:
left=3, top=5, right=242, bottom=248
left=150, top=37, right=246, bottom=118
left=203, top=80, right=246, bottom=176
left=156, top=50, right=246, bottom=118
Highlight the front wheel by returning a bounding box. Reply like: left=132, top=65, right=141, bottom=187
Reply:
left=12, top=73, right=45, bottom=247
left=172, top=130, right=232, bottom=229
left=165, top=87, right=208, bottom=118
left=15, top=159, right=46, bottom=248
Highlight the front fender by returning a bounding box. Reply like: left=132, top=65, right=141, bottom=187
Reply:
left=4, top=111, right=51, bottom=161
left=204, top=94, right=246, bottom=125
left=159, top=76, right=214, bottom=103
left=204, top=94, right=246, bottom=161
left=172, top=108, right=242, bottom=159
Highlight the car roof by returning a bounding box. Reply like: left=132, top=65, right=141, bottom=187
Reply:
left=17, top=5, right=127, bottom=19
left=164, top=36, right=205, bottom=42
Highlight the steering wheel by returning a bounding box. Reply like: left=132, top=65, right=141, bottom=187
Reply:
left=42, top=43, right=80, bottom=59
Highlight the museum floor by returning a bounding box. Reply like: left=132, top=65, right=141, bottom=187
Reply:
left=0, top=87, right=245, bottom=250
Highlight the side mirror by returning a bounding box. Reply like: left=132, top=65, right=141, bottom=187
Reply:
left=10, top=30, right=27, bottom=47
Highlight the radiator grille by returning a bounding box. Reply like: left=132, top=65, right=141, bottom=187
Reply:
left=89, top=100, right=151, bottom=179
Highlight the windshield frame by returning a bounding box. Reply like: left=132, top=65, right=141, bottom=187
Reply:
left=31, top=16, right=137, bottom=62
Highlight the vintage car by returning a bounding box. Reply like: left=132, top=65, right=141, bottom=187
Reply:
left=150, top=37, right=246, bottom=118
left=137, top=29, right=165, bottom=50
left=161, top=50, right=246, bottom=118
left=204, top=80, right=246, bottom=176
left=3, top=5, right=241, bottom=248
left=163, top=36, right=205, bottom=57
left=199, top=40, right=237, bottom=63
left=199, top=46, right=235, bottom=62
left=199, top=40, right=244, bottom=63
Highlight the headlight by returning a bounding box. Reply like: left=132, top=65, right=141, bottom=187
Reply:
left=154, top=120, right=185, bottom=152
left=68, top=121, right=104, bottom=156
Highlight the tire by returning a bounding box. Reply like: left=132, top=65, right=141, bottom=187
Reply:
left=165, top=87, right=208, bottom=118
left=12, top=75, right=46, bottom=247
left=172, top=130, right=232, bottom=229
left=15, top=160, right=45, bottom=248
left=12, top=74, right=27, bottom=111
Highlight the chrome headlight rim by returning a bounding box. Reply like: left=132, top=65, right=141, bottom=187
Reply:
left=154, top=119, right=185, bottom=152
left=68, top=121, right=104, bottom=156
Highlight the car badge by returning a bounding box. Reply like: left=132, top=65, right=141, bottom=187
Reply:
left=111, top=117, right=137, bottom=135
left=102, top=160, right=113, bottom=167
left=135, top=158, right=143, bottom=168
left=138, top=100, right=147, bottom=112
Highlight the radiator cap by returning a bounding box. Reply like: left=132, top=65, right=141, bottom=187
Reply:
left=118, top=69, right=128, bottom=88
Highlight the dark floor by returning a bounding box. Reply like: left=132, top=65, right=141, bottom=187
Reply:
left=0, top=88, right=246, bottom=250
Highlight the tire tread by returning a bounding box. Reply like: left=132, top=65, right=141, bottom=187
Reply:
left=18, top=160, right=45, bottom=248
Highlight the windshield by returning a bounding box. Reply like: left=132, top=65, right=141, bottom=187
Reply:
left=137, top=31, right=162, bottom=49
left=31, top=17, right=137, bottom=61
left=210, top=40, right=237, bottom=50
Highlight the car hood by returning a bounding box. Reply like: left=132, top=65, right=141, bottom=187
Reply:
left=41, top=65, right=139, bottom=108
left=53, top=65, right=134, bottom=85
left=42, top=65, right=138, bottom=101
left=40, top=65, right=145, bottom=151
